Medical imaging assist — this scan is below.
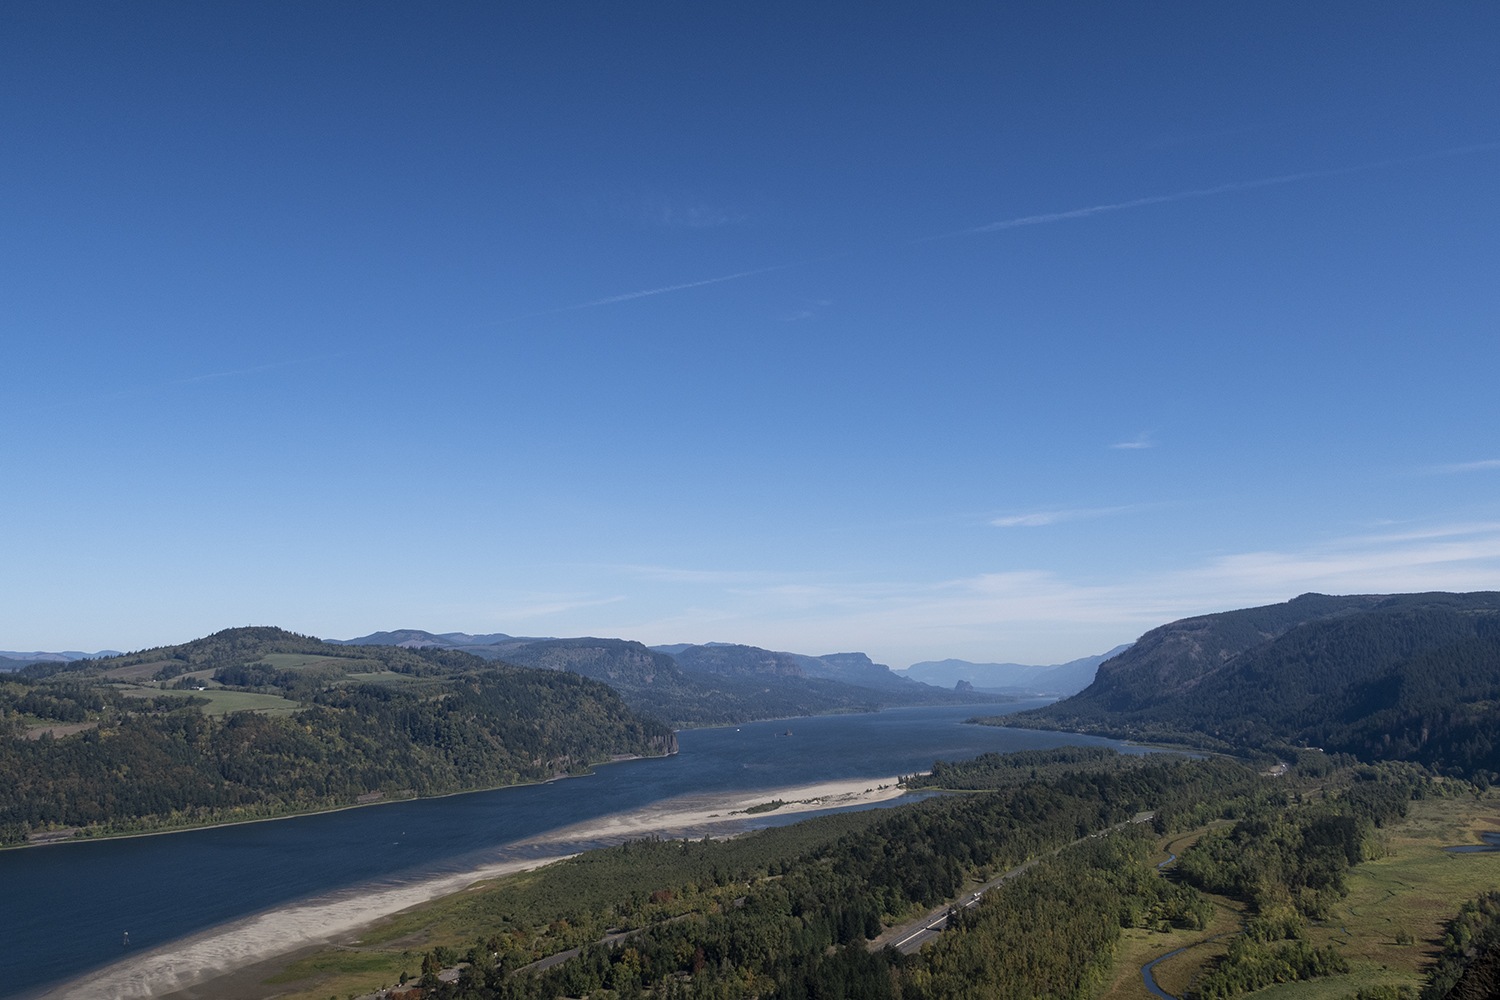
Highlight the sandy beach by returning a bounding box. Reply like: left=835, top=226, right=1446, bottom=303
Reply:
left=41, top=775, right=909, bottom=1000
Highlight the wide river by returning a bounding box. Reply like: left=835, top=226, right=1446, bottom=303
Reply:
left=2, top=702, right=1146, bottom=998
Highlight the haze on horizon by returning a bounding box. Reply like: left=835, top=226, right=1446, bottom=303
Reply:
left=4, top=3, right=1498, bottom=668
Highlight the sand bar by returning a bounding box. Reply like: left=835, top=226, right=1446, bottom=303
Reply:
left=42, top=775, right=908, bottom=1000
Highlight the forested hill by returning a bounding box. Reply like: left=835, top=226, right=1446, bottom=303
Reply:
left=334, top=631, right=986, bottom=726
left=1003, top=592, right=1500, bottom=778
left=0, top=627, right=675, bottom=845
left=485, top=638, right=995, bottom=728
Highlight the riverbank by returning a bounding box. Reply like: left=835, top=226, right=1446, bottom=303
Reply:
left=5, top=749, right=675, bottom=853
left=41, top=775, right=909, bottom=1000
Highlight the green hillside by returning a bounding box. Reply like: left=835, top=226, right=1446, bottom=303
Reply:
left=0, top=627, right=675, bottom=845
left=1003, top=592, right=1500, bottom=778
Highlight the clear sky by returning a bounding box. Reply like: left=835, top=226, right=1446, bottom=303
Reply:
left=4, top=3, right=1498, bottom=666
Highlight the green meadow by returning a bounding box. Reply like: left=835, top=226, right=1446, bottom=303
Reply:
left=1111, top=792, right=1500, bottom=1000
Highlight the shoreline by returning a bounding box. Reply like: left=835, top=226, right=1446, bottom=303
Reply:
left=4, top=749, right=674, bottom=853
left=40, top=774, right=910, bottom=1000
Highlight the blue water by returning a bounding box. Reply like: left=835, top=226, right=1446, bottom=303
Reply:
left=1141, top=945, right=1187, bottom=1000
left=1445, top=830, right=1500, bottom=853
left=1, top=703, right=1145, bottom=998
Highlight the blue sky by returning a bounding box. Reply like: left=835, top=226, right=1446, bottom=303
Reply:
left=4, top=3, right=1498, bottom=666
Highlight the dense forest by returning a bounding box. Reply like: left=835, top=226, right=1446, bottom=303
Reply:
left=353, top=748, right=1488, bottom=1000
left=388, top=750, right=1264, bottom=999
left=1000, top=592, right=1500, bottom=780
left=1423, top=892, right=1500, bottom=1000
left=0, top=628, right=674, bottom=845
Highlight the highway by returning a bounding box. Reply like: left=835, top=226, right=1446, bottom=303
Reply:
left=871, top=811, right=1156, bottom=955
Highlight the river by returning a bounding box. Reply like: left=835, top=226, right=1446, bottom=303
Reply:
left=2, top=702, right=1147, bottom=998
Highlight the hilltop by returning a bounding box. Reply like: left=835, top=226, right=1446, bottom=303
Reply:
left=335, top=631, right=999, bottom=727
left=1001, top=591, right=1500, bottom=777
left=0, top=627, right=674, bottom=845
left=902, top=645, right=1131, bottom=696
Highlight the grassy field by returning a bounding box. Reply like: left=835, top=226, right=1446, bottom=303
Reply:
left=1106, top=790, right=1500, bottom=1000
left=261, top=946, right=414, bottom=997
left=1280, top=792, right=1500, bottom=999
left=257, top=652, right=377, bottom=671
left=146, top=687, right=304, bottom=716
left=1101, top=824, right=1241, bottom=1000
left=341, top=670, right=447, bottom=689
left=102, top=659, right=177, bottom=681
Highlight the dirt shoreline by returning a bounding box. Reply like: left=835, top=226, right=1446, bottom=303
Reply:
left=41, top=775, right=909, bottom=1000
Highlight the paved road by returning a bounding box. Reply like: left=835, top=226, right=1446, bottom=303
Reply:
left=515, top=811, right=1160, bottom=972
left=871, top=811, right=1156, bottom=956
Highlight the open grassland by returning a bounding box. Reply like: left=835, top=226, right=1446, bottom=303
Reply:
left=257, top=652, right=378, bottom=671
left=1279, top=792, right=1500, bottom=999
left=1105, top=898, right=1243, bottom=1000
left=145, top=687, right=303, bottom=716
left=102, top=660, right=176, bottom=681
left=189, top=689, right=303, bottom=715
left=261, top=947, right=412, bottom=998
left=22, top=721, right=99, bottom=740
left=1102, top=825, right=1241, bottom=1000
left=341, top=670, right=447, bottom=689
left=1115, top=791, right=1499, bottom=1000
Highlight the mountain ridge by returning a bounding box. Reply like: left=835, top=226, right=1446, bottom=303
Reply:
left=1003, top=591, right=1500, bottom=777
left=333, top=633, right=999, bottom=727
left=902, top=645, right=1132, bottom=695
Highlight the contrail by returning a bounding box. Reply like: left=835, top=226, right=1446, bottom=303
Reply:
left=958, top=140, right=1500, bottom=236
left=511, top=140, right=1499, bottom=320
left=505, top=261, right=805, bottom=323
left=576, top=263, right=796, bottom=307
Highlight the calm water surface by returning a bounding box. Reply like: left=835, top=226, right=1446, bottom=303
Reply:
left=2, top=703, right=1145, bottom=998
left=1445, top=830, right=1500, bottom=853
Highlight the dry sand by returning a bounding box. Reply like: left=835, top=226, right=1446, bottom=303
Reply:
left=43, top=775, right=908, bottom=1000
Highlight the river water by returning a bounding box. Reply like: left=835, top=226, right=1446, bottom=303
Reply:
left=2, top=702, right=1145, bottom=998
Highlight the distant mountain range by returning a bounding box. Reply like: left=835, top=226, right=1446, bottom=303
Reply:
left=900, top=646, right=1132, bottom=696
left=0, top=649, right=121, bottom=671
left=330, top=629, right=998, bottom=726
left=1005, top=591, right=1500, bottom=777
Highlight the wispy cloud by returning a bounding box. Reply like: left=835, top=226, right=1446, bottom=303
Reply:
left=637, top=198, right=749, bottom=230
left=496, top=594, right=628, bottom=621
left=585, top=520, right=1500, bottom=665
left=1430, top=458, right=1500, bottom=474
left=779, top=299, right=833, bottom=322
left=614, top=564, right=784, bottom=586
left=991, top=506, right=1136, bottom=527
left=1110, top=432, right=1155, bottom=450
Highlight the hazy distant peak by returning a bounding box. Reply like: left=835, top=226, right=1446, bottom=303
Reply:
left=0, top=649, right=121, bottom=662
left=902, top=646, right=1131, bottom=696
